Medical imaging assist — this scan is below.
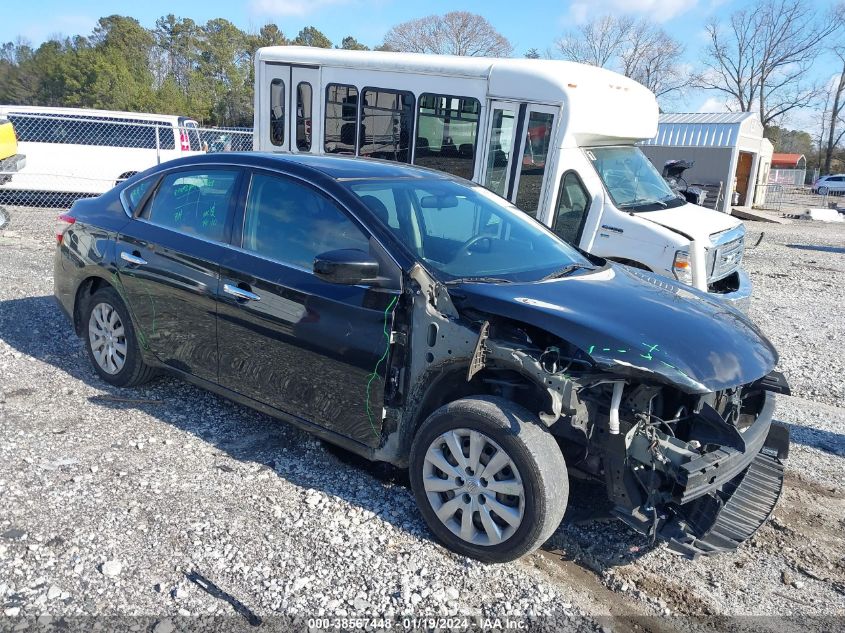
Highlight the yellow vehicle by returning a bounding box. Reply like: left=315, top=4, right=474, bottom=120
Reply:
left=0, top=116, right=26, bottom=185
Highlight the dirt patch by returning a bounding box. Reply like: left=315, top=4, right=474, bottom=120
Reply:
left=530, top=550, right=673, bottom=633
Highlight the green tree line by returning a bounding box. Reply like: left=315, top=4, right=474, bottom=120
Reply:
left=0, top=15, right=367, bottom=126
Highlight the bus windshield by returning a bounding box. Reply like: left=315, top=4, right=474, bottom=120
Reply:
left=345, top=178, right=593, bottom=283
left=586, top=146, right=684, bottom=211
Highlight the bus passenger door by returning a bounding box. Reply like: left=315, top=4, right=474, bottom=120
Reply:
left=481, top=101, right=519, bottom=198
left=481, top=102, right=559, bottom=219
left=290, top=66, right=321, bottom=153
left=259, top=63, right=290, bottom=152
left=508, top=104, right=558, bottom=218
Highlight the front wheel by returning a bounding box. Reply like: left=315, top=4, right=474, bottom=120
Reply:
left=409, top=396, right=568, bottom=563
left=818, top=186, right=829, bottom=196
left=84, top=286, right=156, bottom=387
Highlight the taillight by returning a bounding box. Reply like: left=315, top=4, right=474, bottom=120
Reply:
left=56, top=214, right=75, bottom=244
left=179, top=129, right=190, bottom=151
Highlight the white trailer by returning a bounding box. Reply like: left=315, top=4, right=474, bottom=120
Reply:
left=254, top=47, right=752, bottom=308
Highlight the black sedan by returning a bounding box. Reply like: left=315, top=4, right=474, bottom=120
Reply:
left=55, top=153, right=789, bottom=562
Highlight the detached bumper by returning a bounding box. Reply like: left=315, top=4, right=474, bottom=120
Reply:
left=613, top=389, right=790, bottom=558
left=662, top=391, right=790, bottom=557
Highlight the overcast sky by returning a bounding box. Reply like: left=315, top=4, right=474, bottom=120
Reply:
left=2, top=0, right=841, bottom=132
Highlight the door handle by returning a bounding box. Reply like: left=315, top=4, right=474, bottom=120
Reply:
left=120, top=251, right=148, bottom=266
left=223, top=283, right=261, bottom=302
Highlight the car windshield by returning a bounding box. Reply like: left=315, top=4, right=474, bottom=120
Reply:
left=587, top=146, right=684, bottom=211
left=345, top=178, right=592, bottom=283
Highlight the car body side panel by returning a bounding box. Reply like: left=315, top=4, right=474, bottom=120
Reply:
left=217, top=249, right=401, bottom=447
left=114, top=221, right=224, bottom=381
left=53, top=195, right=131, bottom=324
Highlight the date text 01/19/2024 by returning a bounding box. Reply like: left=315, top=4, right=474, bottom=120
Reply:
left=306, top=617, right=528, bottom=630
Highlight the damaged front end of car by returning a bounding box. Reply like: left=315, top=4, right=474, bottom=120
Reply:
left=581, top=372, right=790, bottom=557
left=384, top=263, right=790, bottom=558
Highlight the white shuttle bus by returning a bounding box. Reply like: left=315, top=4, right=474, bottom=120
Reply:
left=253, top=47, right=751, bottom=308
left=0, top=105, right=203, bottom=197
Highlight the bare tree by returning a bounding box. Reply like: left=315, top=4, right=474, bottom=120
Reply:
left=620, top=23, right=689, bottom=98
left=699, top=0, right=840, bottom=128
left=819, top=52, right=845, bottom=174
left=821, top=4, right=845, bottom=174
left=555, top=15, right=691, bottom=100
left=382, top=11, right=512, bottom=57
left=555, top=15, right=632, bottom=68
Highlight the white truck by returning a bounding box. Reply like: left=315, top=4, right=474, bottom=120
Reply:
left=252, top=47, right=751, bottom=309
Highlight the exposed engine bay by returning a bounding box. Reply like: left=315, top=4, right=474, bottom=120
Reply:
left=379, top=264, right=790, bottom=558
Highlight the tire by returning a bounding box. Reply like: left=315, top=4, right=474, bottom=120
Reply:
left=114, top=172, right=138, bottom=187
left=818, top=186, right=829, bottom=196
left=409, top=396, right=568, bottom=563
left=83, top=286, right=156, bottom=387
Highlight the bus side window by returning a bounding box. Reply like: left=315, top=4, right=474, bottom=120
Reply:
left=413, top=94, right=480, bottom=180
left=359, top=88, right=413, bottom=163
left=270, top=78, right=285, bottom=147
left=325, top=83, right=358, bottom=154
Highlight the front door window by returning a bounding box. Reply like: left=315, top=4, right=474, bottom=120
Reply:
left=241, top=173, right=370, bottom=267
left=552, top=171, right=591, bottom=245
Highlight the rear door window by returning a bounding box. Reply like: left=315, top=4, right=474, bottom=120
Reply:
left=142, top=169, right=240, bottom=241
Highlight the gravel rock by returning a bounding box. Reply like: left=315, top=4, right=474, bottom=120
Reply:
left=100, top=560, right=123, bottom=577
left=1, top=207, right=842, bottom=627
left=152, top=620, right=175, bottom=633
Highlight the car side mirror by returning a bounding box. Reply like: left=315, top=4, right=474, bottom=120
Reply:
left=313, top=249, right=380, bottom=285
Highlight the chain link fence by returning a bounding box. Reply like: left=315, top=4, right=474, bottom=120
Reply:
left=0, top=111, right=254, bottom=209
left=768, top=168, right=806, bottom=187
left=754, top=183, right=843, bottom=214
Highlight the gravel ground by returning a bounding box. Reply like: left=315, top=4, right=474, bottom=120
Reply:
left=1, top=207, right=843, bottom=632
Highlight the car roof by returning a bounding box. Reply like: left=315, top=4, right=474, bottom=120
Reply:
left=160, top=152, right=457, bottom=183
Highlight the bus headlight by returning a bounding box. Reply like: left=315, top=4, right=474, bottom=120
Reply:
left=672, top=250, right=693, bottom=284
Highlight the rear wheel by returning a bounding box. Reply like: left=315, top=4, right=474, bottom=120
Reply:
left=409, top=396, right=568, bottom=563
left=84, top=287, right=156, bottom=387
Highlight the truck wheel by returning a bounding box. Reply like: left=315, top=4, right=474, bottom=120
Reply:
left=409, top=396, right=568, bottom=563
left=115, top=172, right=138, bottom=187
left=84, top=287, right=156, bottom=387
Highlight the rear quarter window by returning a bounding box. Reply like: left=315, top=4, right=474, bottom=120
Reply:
left=122, top=178, right=156, bottom=215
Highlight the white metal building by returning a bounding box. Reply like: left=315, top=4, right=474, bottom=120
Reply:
left=639, top=112, right=773, bottom=213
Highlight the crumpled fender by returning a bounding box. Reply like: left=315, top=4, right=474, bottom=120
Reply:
left=448, top=264, right=777, bottom=394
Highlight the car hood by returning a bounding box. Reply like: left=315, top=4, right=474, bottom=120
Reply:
left=449, top=264, right=776, bottom=393
left=637, top=202, right=741, bottom=244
